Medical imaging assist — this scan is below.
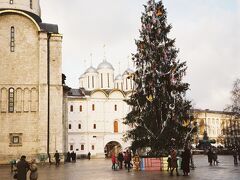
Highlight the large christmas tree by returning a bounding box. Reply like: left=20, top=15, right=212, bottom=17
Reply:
left=124, top=0, right=194, bottom=154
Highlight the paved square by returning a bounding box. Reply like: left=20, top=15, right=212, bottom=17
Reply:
left=1, top=155, right=239, bottom=180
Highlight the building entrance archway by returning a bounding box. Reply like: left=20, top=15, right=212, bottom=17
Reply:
left=104, top=141, right=121, bottom=158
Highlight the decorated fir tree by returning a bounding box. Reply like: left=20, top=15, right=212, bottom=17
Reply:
left=124, top=0, right=194, bottom=154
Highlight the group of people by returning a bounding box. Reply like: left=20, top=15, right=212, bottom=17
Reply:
left=207, top=148, right=219, bottom=166
left=167, top=146, right=193, bottom=176
left=111, top=150, right=133, bottom=172
left=65, top=151, right=77, bottom=163
left=12, top=155, right=38, bottom=180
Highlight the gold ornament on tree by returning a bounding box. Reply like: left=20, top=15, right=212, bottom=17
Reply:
left=156, top=9, right=162, bottom=16
left=146, top=94, right=154, bottom=102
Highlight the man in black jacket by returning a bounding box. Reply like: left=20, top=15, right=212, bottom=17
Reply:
left=16, top=155, right=29, bottom=180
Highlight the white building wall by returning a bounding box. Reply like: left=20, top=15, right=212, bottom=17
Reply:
left=67, top=90, right=131, bottom=158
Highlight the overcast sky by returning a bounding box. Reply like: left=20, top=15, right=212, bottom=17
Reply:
left=40, top=0, right=240, bottom=111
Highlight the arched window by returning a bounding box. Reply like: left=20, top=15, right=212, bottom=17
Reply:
left=30, top=0, right=33, bottom=9
left=101, top=74, right=103, bottom=88
left=8, top=88, right=14, bottom=113
left=10, top=26, right=15, bottom=52
left=88, top=76, right=90, bottom=88
left=79, top=105, right=82, bottom=112
left=78, top=124, right=81, bottom=129
left=107, top=73, right=110, bottom=88
left=114, top=121, right=118, bottom=133
left=114, top=105, right=117, bottom=111
left=93, top=124, right=96, bottom=129
left=69, top=124, right=72, bottom=129
left=92, top=104, right=95, bottom=111
left=70, top=105, right=73, bottom=112
left=92, top=76, right=94, bottom=88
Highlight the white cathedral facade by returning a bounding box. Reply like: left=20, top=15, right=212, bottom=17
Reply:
left=66, top=61, right=134, bottom=158
left=0, top=0, right=64, bottom=163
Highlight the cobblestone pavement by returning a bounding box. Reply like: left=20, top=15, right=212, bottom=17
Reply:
left=0, top=155, right=239, bottom=180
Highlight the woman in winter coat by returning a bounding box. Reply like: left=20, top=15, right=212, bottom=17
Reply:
left=29, top=159, right=38, bottom=180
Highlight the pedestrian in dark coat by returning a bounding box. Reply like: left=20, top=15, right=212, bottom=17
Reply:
left=207, top=148, right=213, bottom=166
left=237, top=147, right=240, bottom=162
left=54, top=151, right=60, bottom=166
left=233, top=148, right=238, bottom=165
left=16, top=155, right=29, bottom=180
left=123, top=152, right=127, bottom=169
left=117, top=152, right=124, bottom=169
left=66, top=151, right=71, bottom=162
left=88, top=152, right=91, bottom=160
left=182, top=146, right=191, bottom=176
left=126, top=150, right=132, bottom=172
left=167, top=155, right=172, bottom=171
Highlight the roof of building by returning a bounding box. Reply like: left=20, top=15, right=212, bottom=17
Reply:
left=67, top=88, right=129, bottom=97
left=97, top=61, right=114, bottom=70
left=123, top=68, right=134, bottom=76
left=85, top=66, right=97, bottom=74
left=115, top=74, right=122, bottom=80
left=39, top=23, right=59, bottom=33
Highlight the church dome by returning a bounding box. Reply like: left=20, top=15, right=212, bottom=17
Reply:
left=115, top=74, right=122, bottom=80
left=0, top=0, right=41, bottom=18
left=97, top=61, right=114, bottom=71
left=123, top=68, right=134, bottom=76
left=85, top=66, right=97, bottom=74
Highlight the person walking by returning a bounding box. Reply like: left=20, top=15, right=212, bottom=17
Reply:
left=66, top=151, right=71, bottom=162
left=167, top=155, right=172, bottom=171
left=54, top=151, right=60, bottom=166
left=29, top=159, right=38, bottom=180
left=117, top=152, right=124, bottom=169
left=238, top=147, right=240, bottom=162
left=123, top=152, right=127, bottom=169
left=207, top=148, right=213, bottom=166
left=182, top=146, right=191, bottom=176
left=88, top=152, right=91, bottom=160
left=126, top=150, right=132, bottom=172
left=71, top=151, right=76, bottom=162
left=212, top=150, right=219, bottom=166
left=170, top=148, right=179, bottom=176
left=233, top=148, right=238, bottom=165
left=16, top=155, right=29, bottom=180
left=111, top=153, right=116, bottom=170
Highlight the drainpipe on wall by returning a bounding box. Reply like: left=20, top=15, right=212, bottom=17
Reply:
left=47, top=33, right=51, bottom=164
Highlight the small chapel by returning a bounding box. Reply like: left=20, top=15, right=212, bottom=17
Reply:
left=0, top=0, right=64, bottom=163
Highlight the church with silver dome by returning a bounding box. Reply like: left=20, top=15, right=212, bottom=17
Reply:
left=79, top=60, right=134, bottom=91
left=66, top=60, right=135, bottom=158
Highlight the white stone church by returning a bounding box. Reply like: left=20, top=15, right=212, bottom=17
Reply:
left=66, top=60, right=134, bottom=158
left=0, top=0, right=64, bottom=163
